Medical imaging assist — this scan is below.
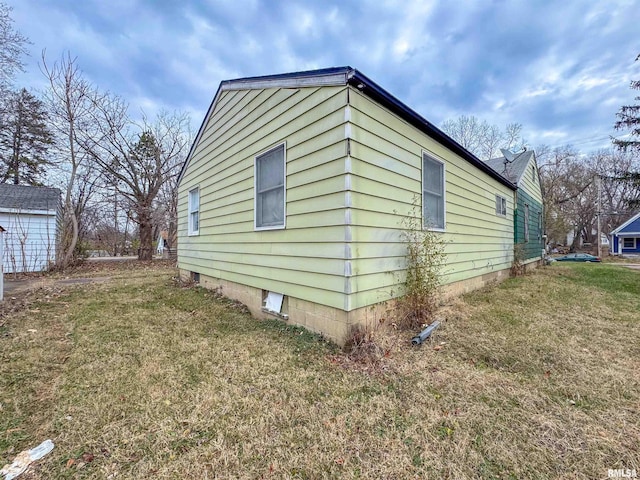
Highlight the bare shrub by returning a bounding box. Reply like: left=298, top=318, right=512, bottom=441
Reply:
left=395, top=199, right=447, bottom=330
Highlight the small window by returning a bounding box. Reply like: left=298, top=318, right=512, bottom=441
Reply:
left=524, top=204, right=530, bottom=242
left=188, top=187, right=199, bottom=235
left=495, top=195, right=507, bottom=216
left=538, top=212, right=542, bottom=239
left=623, top=237, right=636, bottom=249
left=422, top=153, right=445, bottom=230
left=532, top=165, right=536, bottom=182
left=255, top=144, right=286, bottom=229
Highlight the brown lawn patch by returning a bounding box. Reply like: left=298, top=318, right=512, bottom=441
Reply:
left=1, top=262, right=638, bottom=479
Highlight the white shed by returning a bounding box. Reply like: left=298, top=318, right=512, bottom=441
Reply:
left=0, top=184, right=61, bottom=274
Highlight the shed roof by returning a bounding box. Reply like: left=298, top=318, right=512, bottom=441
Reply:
left=180, top=67, right=516, bottom=190
left=0, top=184, right=61, bottom=212
left=485, top=150, right=535, bottom=184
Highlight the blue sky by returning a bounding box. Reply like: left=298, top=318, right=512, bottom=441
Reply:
left=7, top=0, right=640, bottom=152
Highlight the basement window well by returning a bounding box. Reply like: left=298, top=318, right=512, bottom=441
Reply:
left=262, top=290, right=288, bottom=320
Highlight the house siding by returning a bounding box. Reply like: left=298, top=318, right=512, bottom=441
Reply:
left=514, top=190, right=544, bottom=261
left=346, top=88, right=514, bottom=310
left=612, top=215, right=640, bottom=254
left=0, top=211, right=57, bottom=273
left=515, top=158, right=544, bottom=262
left=178, top=85, right=351, bottom=310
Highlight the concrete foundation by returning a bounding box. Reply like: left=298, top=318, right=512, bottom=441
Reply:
left=181, top=265, right=518, bottom=345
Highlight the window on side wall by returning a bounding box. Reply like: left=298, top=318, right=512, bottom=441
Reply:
left=538, top=212, right=542, bottom=239
left=422, top=153, right=445, bottom=230
left=623, top=237, right=635, bottom=249
left=188, top=187, right=199, bottom=235
left=495, top=194, right=507, bottom=216
left=524, top=204, right=530, bottom=242
left=255, top=143, right=286, bottom=230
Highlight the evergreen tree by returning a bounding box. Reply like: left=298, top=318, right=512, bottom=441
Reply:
left=0, top=88, right=54, bottom=185
left=613, top=54, right=640, bottom=153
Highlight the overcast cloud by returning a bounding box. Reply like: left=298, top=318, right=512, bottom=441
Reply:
left=7, top=0, right=640, bottom=152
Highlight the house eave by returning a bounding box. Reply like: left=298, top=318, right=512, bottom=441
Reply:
left=0, top=207, right=57, bottom=216
left=178, top=66, right=517, bottom=191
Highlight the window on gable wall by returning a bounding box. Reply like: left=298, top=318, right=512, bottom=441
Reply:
left=255, top=143, right=286, bottom=229
left=524, top=204, right=530, bottom=242
left=532, top=165, right=536, bottom=182
left=422, top=153, right=445, bottom=230
left=495, top=194, right=507, bottom=216
left=623, top=237, right=636, bottom=249
left=188, top=187, right=199, bottom=235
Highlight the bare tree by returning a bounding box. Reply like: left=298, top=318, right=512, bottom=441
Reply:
left=0, top=2, right=28, bottom=92
left=441, top=115, right=525, bottom=159
left=41, top=51, right=101, bottom=267
left=84, top=104, right=190, bottom=260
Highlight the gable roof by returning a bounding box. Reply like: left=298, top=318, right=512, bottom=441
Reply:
left=0, top=184, right=61, bottom=212
left=179, top=66, right=516, bottom=190
left=611, top=212, right=640, bottom=235
left=485, top=150, right=535, bottom=184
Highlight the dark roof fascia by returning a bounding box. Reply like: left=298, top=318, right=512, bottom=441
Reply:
left=178, top=66, right=516, bottom=190
left=346, top=69, right=516, bottom=190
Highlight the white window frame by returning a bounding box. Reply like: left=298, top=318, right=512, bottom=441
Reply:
left=188, top=186, right=200, bottom=236
left=254, top=142, right=286, bottom=231
left=422, top=152, right=446, bottom=231
left=495, top=194, right=507, bottom=216
left=623, top=237, right=636, bottom=249
left=538, top=212, right=543, bottom=239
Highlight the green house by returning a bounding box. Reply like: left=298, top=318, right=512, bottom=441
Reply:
left=485, top=150, right=544, bottom=265
left=177, top=67, right=516, bottom=344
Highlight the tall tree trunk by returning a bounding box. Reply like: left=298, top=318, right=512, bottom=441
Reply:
left=138, top=208, right=153, bottom=261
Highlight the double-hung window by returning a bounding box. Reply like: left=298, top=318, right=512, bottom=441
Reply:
left=623, top=237, right=636, bottom=249
left=422, top=153, right=445, bottom=230
left=255, top=143, right=285, bottom=229
left=188, top=187, right=200, bottom=235
left=495, top=195, right=507, bottom=216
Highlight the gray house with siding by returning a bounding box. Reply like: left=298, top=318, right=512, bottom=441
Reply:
left=178, top=67, right=516, bottom=344
left=0, top=184, right=61, bottom=273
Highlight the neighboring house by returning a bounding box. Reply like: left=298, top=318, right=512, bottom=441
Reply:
left=0, top=184, right=61, bottom=273
left=485, top=150, right=544, bottom=265
left=0, top=224, right=5, bottom=301
left=177, top=67, right=516, bottom=344
left=610, top=212, right=640, bottom=255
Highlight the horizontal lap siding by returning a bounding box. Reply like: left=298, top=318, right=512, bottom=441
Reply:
left=178, top=86, right=349, bottom=309
left=347, top=88, right=514, bottom=309
left=0, top=212, right=56, bottom=273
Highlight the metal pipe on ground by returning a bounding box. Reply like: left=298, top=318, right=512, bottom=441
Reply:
left=411, top=320, right=441, bottom=345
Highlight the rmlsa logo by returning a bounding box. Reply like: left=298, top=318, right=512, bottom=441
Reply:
left=608, top=469, right=637, bottom=478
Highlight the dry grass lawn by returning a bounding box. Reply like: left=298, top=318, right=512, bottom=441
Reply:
left=1, top=261, right=638, bottom=479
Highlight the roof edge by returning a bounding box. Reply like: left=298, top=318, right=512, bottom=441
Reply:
left=178, top=66, right=516, bottom=190
left=347, top=69, right=515, bottom=190
left=611, top=211, right=640, bottom=235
